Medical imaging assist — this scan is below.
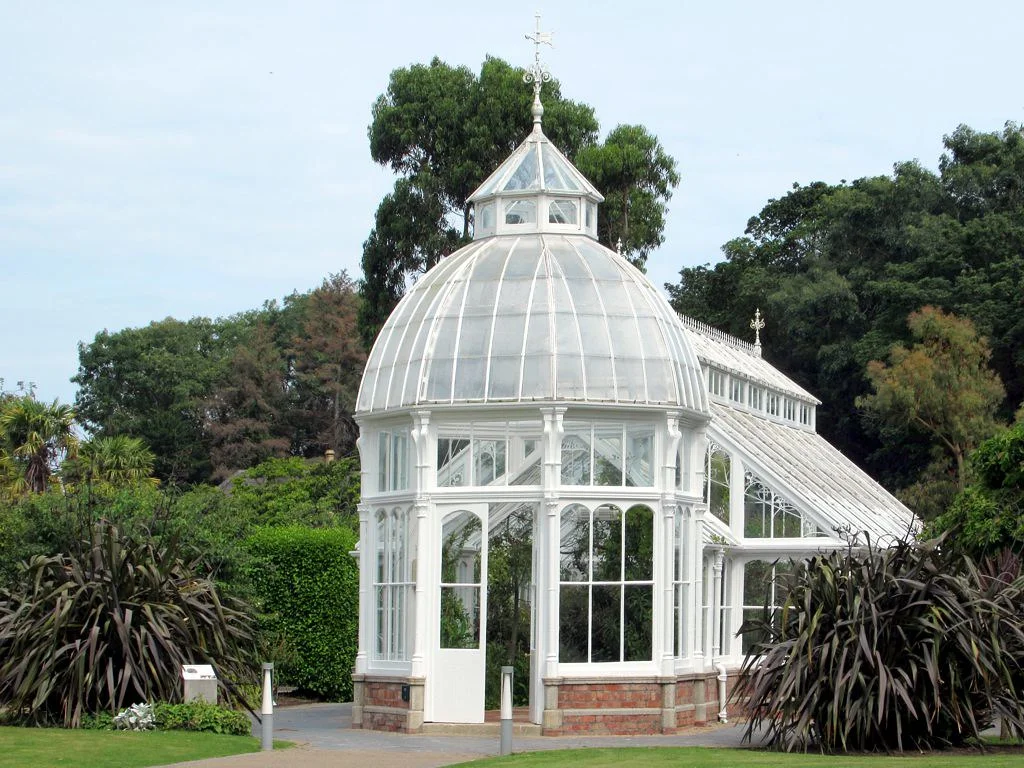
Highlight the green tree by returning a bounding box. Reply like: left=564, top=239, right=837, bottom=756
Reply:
left=858, top=307, right=1005, bottom=518
left=73, top=317, right=258, bottom=483
left=930, top=420, right=1024, bottom=557
left=0, top=396, right=78, bottom=497
left=668, top=122, right=1024, bottom=493
left=203, top=323, right=291, bottom=481
left=289, top=272, right=366, bottom=457
left=575, top=124, right=680, bottom=266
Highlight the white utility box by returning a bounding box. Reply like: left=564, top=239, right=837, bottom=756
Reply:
left=181, top=664, right=218, bottom=704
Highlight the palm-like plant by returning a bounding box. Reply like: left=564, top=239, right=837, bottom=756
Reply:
left=0, top=396, right=78, bottom=496
left=0, top=522, right=256, bottom=726
left=62, top=435, right=158, bottom=490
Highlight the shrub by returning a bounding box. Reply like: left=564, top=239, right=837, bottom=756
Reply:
left=736, top=537, right=1024, bottom=752
left=0, top=522, right=256, bottom=727
left=247, top=526, right=358, bottom=700
left=114, top=702, right=155, bottom=731
left=154, top=700, right=251, bottom=735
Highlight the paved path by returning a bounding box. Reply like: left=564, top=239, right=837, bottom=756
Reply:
left=160, top=702, right=756, bottom=768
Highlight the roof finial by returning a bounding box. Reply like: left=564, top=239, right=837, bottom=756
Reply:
left=523, top=12, right=553, bottom=128
left=750, top=308, right=765, bottom=357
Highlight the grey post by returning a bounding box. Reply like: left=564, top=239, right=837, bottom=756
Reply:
left=261, top=662, right=274, bottom=751
left=500, top=665, right=514, bottom=756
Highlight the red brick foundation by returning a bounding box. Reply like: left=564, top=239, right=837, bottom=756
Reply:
left=353, top=668, right=739, bottom=736
left=351, top=674, right=424, bottom=733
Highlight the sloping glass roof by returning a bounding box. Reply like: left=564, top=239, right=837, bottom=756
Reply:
left=709, top=403, right=918, bottom=540
left=469, top=126, right=604, bottom=202
left=356, top=234, right=707, bottom=415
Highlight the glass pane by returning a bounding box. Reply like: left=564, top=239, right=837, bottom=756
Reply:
left=623, top=505, right=653, bottom=581
left=505, top=148, right=540, bottom=191
left=624, top=585, right=653, bottom=661
left=591, top=504, right=622, bottom=582
left=504, top=199, right=536, bottom=224
left=743, top=560, right=773, bottom=606
left=560, top=424, right=591, bottom=485
left=744, top=478, right=770, bottom=537
left=559, top=504, right=590, bottom=581
left=391, top=585, right=404, bottom=657
left=593, top=424, right=622, bottom=486
left=591, top=585, right=621, bottom=662
left=559, top=585, right=589, bottom=663
left=479, top=202, right=495, bottom=230
left=549, top=199, right=578, bottom=224
left=741, top=607, right=769, bottom=654
left=625, top=426, right=653, bottom=486
left=378, top=432, right=389, bottom=491
left=375, top=510, right=387, bottom=583
left=777, top=502, right=802, bottom=538
left=440, top=585, right=480, bottom=648
left=391, top=431, right=408, bottom=490
left=375, top=586, right=385, bottom=655
left=676, top=583, right=689, bottom=657
left=708, top=448, right=730, bottom=524
left=440, top=511, right=482, bottom=584
left=474, top=438, right=507, bottom=485
left=437, top=438, right=470, bottom=487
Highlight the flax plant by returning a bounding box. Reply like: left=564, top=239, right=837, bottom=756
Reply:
left=736, top=536, right=1024, bottom=752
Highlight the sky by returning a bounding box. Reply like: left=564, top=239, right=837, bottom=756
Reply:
left=2, top=0, right=1022, bottom=407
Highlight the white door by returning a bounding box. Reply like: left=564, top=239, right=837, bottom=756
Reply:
left=432, top=506, right=487, bottom=723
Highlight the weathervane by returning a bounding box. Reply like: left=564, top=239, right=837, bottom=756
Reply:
left=750, top=308, right=765, bottom=357
left=523, top=12, right=553, bottom=124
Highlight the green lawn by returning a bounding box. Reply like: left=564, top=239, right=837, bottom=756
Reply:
left=0, top=727, right=269, bottom=768
left=453, top=747, right=1024, bottom=768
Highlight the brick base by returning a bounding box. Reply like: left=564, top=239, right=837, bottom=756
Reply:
left=351, top=674, right=424, bottom=734
left=353, top=668, right=739, bottom=736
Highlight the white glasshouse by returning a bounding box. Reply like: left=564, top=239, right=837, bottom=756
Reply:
left=350, top=46, right=914, bottom=735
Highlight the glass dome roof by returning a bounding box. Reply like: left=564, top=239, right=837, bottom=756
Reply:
left=356, top=234, right=708, bottom=415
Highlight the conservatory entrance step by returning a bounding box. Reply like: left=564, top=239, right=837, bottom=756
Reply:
left=421, top=709, right=541, bottom=736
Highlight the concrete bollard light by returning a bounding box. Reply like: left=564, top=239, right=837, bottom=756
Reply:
left=500, top=665, right=514, bottom=756
left=261, top=663, right=274, bottom=751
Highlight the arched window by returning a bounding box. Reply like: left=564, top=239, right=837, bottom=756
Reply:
left=704, top=443, right=730, bottom=524
left=743, top=472, right=824, bottom=538
left=559, top=504, right=654, bottom=663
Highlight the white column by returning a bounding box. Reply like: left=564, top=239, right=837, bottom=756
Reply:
left=711, top=548, right=725, bottom=660
left=691, top=428, right=708, bottom=671
left=660, top=413, right=682, bottom=675
left=540, top=407, right=565, bottom=679
left=354, top=502, right=371, bottom=674
left=410, top=411, right=432, bottom=679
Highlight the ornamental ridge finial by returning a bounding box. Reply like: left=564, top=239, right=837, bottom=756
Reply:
left=524, top=12, right=553, bottom=127
left=750, top=308, right=765, bottom=357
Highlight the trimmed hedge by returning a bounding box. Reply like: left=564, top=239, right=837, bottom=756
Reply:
left=247, top=526, right=358, bottom=701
